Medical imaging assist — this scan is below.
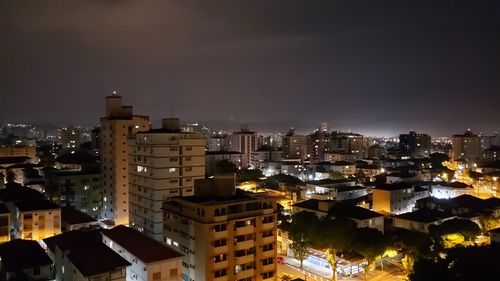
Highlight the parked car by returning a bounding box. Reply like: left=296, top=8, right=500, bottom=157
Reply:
left=277, top=256, right=285, bottom=264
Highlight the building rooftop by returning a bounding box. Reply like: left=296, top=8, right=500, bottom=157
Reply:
left=329, top=204, right=384, bottom=220
left=395, top=209, right=453, bottom=223
left=62, top=207, right=97, bottom=225
left=374, top=182, right=413, bottom=191
left=306, top=178, right=356, bottom=185
left=14, top=199, right=59, bottom=212
left=174, top=191, right=258, bottom=206
left=101, top=225, right=183, bottom=263
left=0, top=239, right=53, bottom=273
left=335, top=185, right=367, bottom=192
left=0, top=184, right=44, bottom=202
left=43, top=230, right=130, bottom=277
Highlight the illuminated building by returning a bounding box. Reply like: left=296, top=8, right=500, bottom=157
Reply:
left=372, top=183, right=429, bottom=215
left=102, top=225, right=184, bottom=281
left=399, top=131, right=431, bottom=158
left=452, top=130, right=482, bottom=165
left=129, top=118, right=205, bottom=241
left=282, top=129, right=307, bottom=161
left=228, top=125, right=259, bottom=168
left=0, top=145, right=37, bottom=159
left=0, top=204, right=10, bottom=242
left=163, top=174, right=278, bottom=281
left=60, top=125, right=84, bottom=150
left=100, top=93, right=150, bottom=225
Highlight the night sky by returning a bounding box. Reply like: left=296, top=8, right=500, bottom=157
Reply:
left=1, top=0, right=499, bottom=136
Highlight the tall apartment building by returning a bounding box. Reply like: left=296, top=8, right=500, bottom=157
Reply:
left=399, top=131, right=431, bottom=158
left=207, top=135, right=229, bottom=152
left=129, top=118, right=205, bottom=240
left=100, top=94, right=150, bottom=225
left=163, top=175, right=278, bottom=281
left=60, top=125, right=83, bottom=150
left=228, top=125, right=259, bottom=168
left=281, top=129, right=306, bottom=160
left=330, top=131, right=366, bottom=157
left=452, top=130, right=482, bottom=165
left=306, top=130, right=330, bottom=163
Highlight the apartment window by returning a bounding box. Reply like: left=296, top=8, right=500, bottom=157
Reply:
left=185, top=167, right=192, bottom=172
left=262, top=257, right=273, bottom=265
left=214, top=224, right=227, bottom=232
left=170, top=147, right=178, bottom=151
left=213, top=254, right=227, bottom=263
left=170, top=268, right=178, bottom=277
left=185, top=146, right=192, bottom=151
left=214, top=269, right=227, bottom=278
left=170, top=157, right=178, bottom=162
left=263, top=243, right=273, bottom=251
left=262, top=271, right=274, bottom=279
left=213, top=239, right=227, bottom=247
left=262, top=230, right=273, bottom=238
left=262, top=216, right=274, bottom=224
left=168, top=168, right=177, bottom=173
left=152, top=272, right=161, bottom=280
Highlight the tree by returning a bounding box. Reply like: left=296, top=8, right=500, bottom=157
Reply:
left=315, top=217, right=357, bottom=281
left=236, top=168, right=264, bottom=182
left=352, top=227, right=387, bottom=280
left=281, top=211, right=318, bottom=269
left=396, top=229, right=434, bottom=279
left=429, top=218, right=481, bottom=245
left=479, top=215, right=500, bottom=232
left=214, top=160, right=237, bottom=174
left=281, top=275, right=293, bottom=281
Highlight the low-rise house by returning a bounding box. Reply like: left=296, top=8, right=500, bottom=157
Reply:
left=427, top=182, right=474, bottom=199
left=101, top=225, right=184, bottom=281
left=393, top=209, right=455, bottom=233
left=372, top=183, right=429, bottom=215
left=61, top=207, right=99, bottom=231
left=14, top=199, right=61, bottom=240
left=0, top=239, right=54, bottom=281
left=44, top=230, right=131, bottom=281
left=292, top=199, right=385, bottom=233
left=331, top=161, right=356, bottom=176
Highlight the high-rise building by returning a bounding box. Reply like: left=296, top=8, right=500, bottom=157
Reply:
left=129, top=118, right=205, bottom=240
left=100, top=93, right=150, bottom=225
left=282, top=128, right=307, bottom=160
left=452, top=130, right=482, bottom=165
left=60, top=125, right=83, bottom=150
left=330, top=131, right=366, bottom=158
left=399, top=131, right=431, bottom=158
left=228, top=124, right=259, bottom=168
left=306, top=130, right=330, bottom=163
left=163, top=174, right=278, bottom=281
left=207, top=134, right=228, bottom=152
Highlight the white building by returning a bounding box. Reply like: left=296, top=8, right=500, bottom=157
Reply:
left=102, top=226, right=184, bottom=281
left=428, top=182, right=474, bottom=199
left=373, top=183, right=429, bottom=215
left=393, top=209, right=455, bottom=233
left=228, top=125, right=259, bottom=168
left=129, top=118, right=205, bottom=241
left=100, top=94, right=150, bottom=225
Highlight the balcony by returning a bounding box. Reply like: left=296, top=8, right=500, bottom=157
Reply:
left=235, top=269, right=255, bottom=280
left=235, top=254, right=254, bottom=265
left=235, top=225, right=254, bottom=236
left=212, top=230, right=228, bottom=240
left=212, top=245, right=227, bottom=256
left=235, top=239, right=254, bottom=251
left=262, top=249, right=275, bottom=258
left=261, top=263, right=275, bottom=273
left=212, top=260, right=228, bottom=270
left=261, top=235, right=275, bottom=245
left=213, top=276, right=228, bottom=281
left=261, top=222, right=274, bottom=231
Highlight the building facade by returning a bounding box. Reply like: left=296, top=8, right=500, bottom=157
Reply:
left=163, top=175, right=278, bottom=281
left=100, top=94, right=150, bottom=225
left=129, top=118, right=205, bottom=240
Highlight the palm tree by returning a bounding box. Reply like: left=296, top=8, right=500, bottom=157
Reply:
left=281, top=274, right=293, bottom=281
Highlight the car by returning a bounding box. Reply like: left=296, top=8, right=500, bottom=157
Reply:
left=277, top=256, right=285, bottom=264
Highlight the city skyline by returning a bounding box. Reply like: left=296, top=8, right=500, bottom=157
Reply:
left=1, top=0, right=500, bottom=136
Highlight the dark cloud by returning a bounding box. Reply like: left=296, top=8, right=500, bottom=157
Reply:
left=1, top=0, right=499, bottom=136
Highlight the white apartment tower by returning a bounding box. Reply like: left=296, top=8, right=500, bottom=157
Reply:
left=129, top=118, right=206, bottom=240
left=100, top=93, right=150, bottom=226
left=228, top=124, right=259, bottom=168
